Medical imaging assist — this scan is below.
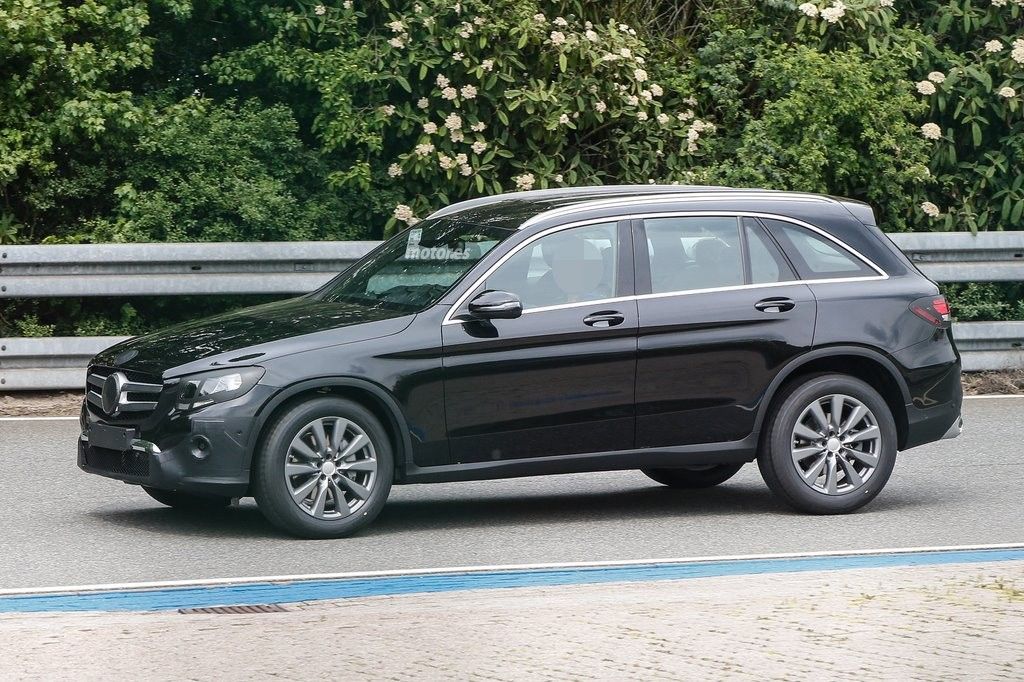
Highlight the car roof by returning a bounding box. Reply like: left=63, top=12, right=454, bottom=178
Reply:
left=428, top=185, right=874, bottom=229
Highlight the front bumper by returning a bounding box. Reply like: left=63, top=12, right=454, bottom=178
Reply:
left=78, top=383, right=277, bottom=498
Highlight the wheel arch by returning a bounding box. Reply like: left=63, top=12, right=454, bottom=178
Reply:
left=755, top=346, right=911, bottom=450
left=245, top=377, right=414, bottom=481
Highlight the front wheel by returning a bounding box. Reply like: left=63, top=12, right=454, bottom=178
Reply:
left=252, top=397, right=394, bottom=539
left=758, top=373, right=897, bottom=515
left=642, top=463, right=744, bottom=489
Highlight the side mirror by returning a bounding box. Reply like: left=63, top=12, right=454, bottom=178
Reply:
left=467, top=290, right=523, bottom=320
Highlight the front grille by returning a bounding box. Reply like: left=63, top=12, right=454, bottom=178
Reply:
left=86, top=365, right=163, bottom=420
left=82, top=445, right=151, bottom=478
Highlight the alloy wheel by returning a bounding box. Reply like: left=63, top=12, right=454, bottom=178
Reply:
left=790, top=393, right=881, bottom=496
left=284, top=416, right=378, bottom=519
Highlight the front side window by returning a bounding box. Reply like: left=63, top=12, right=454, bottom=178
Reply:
left=482, top=222, right=619, bottom=310
left=317, top=219, right=513, bottom=311
left=762, top=218, right=875, bottom=278
left=644, top=216, right=744, bottom=293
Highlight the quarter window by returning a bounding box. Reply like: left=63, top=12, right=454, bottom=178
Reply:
left=644, top=217, right=744, bottom=293
left=482, top=222, right=619, bottom=310
left=763, top=218, right=875, bottom=279
left=743, top=218, right=796, bottom=284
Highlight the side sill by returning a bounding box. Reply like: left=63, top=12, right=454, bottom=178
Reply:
left=401, top=438, right=757, bottom=484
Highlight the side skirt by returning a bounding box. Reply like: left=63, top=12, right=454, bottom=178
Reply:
left=400, top=437, right=757, bottom=484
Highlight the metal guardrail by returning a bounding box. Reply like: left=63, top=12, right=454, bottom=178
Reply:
left=2, top=322, right=1021, bottom=391
left=0, top=232, right=1022, bottom=389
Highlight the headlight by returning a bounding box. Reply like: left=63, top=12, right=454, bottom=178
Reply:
left=176, top=367, right=265, bottom=411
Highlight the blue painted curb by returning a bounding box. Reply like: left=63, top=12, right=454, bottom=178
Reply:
left=3, top=547, right=1023, bottom=613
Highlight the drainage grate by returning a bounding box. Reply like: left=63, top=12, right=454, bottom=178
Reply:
left=178, top=604, right=289, bottom=615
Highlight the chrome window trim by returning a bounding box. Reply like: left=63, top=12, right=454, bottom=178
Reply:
left=441, top=211, right=887, bottom=326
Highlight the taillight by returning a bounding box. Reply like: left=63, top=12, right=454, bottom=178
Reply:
left=910, top=295, right=951, bottom=327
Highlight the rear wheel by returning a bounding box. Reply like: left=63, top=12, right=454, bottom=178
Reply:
left=758, top=373, right=897, bottom=514
left=253, top=396, right=394, bottom=539
left=642, top=463, right=744, bottom=489
left=142, top=486, right=231, bottom=510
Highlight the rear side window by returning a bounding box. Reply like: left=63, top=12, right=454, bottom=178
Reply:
left=762, top=218, right=876, bottom=279
left=644, top=217, right=744, bottom=293
left=742, top=218, right=796, bottom=284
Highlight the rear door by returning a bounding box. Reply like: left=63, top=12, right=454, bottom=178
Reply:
left=634, top=215, right=817, bottom=447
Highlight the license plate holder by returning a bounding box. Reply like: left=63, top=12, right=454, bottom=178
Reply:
left=90, top=423, right=136, bottom=452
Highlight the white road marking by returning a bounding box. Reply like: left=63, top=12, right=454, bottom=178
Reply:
left=2, top=542, right=1022, bottom=597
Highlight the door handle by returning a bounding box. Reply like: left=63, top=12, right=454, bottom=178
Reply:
left=583, top=310, right=625, bottom=327
left=754, top=297, right=796, bottom=313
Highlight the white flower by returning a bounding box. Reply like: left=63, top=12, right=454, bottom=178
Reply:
left=585, top=29, right=599, bottom=42
left=1013, top=40, right=1024, bottom=64
left=626, top=95, right=639, bottom=106
left=532, top=13, right=546, bottom=23
left=635, top=56, right=645, bottom=64
left=387, top=20, right=405, bottom=33
left=552, top=174, right=563, bottom=183
left=687, top=140, right=699, bottom=153
left=444, top=112, right=462, bottom=129
left=927, top=71, right=946, bottom=83
left=314, top=4, right=326, bottom=15
left=387, top=163, right=403, bottom=177
left=422, top=16, right=434, bottom=27
left=916, top=80, right=936, bottom=95
left=513, top=173, right=535, bottom=191
left=619, top=48, right=632, bottom=58
left=470, top=121, right=486, bottom=132
left=820, top=1, right=846, bottom=23
left=394, top=204, right=416, bottom=223
left=879, top=0, right=894, bottom=7
left=656, top=113, right=670, bottom=125
left=417, top=98, right=429, bottom=109
left=636, top=111, right=648, bottom=121
left=342, top=0, right=352, bottom=8
left=473, top=16, right=485, bottom=26
left=553, top=16, right=568, bottom=26
left=798, top=2, right=819, bottom=17
left=438, top=154, right=456, bottom=170
left=984, top=39, right=1003, bottom=53
left=388, top=36, right=406, bottom=48
left=481, top=59, right=494, bottom=72
left=423, top=122, right=438, bottom=134
left=459, top=164, right=473, bottom=176
left=677, top=110, right=694, bottom=121
left=414, top=142, right=435, bottom=156
left=458, top=22, right=474, bottom=39
left=558, top=113, right=570, bottom=125
left=460, top=85, right=477, bottom=99
left=450, top=129, right=465, bottom=142
left=998, top=86, right=1017, bottom=98
left=441, top=87, right=458, bottom=100
left=471, top=140, right=487, bottom=154
left=634, top=68, right=648, bottom=83
left=920, top=201, right=940, bottom=218
left=454, top=153, right=468, bottom=165
left=992, top=0, right=1007, bottom=4
left=550, top=31, right=566, bottom=46
left=641, top=89, right=653, bottom=102
left=436, top=74, right=450, bottom=89
left=687, top=126, right=701, bottom=142
left=595, top=100, right=607, bottom=113
left=413, top=3, right=423, bottom=12
left=650, top=83, right=663, bottom=97
left=452, top=51, right=464, bottom=61
left=379, top=104, right=396, bottom=116
left=920, top=122, right=942, bottom=140
left=618, top=23, right=630, bottom=32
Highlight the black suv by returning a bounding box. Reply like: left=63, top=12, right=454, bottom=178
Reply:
left=80, top=186, right=963, bottom=538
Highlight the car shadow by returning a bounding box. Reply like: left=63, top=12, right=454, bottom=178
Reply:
left=86, top=476, right=939, bottom=540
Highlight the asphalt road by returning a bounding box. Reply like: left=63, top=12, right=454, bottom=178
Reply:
left=1, top=397, right=1021, bottom=590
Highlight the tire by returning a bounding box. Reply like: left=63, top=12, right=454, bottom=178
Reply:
left=252, top=396, right=394, bottom=539
left=757, top=373, right=897, bottom=515
left=142, top=486, right=232, bottom=510
left=642, top=463, right=744, bottom=489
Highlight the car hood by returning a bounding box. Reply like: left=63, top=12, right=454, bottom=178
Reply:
left=91, top=297, right=415, bottom=379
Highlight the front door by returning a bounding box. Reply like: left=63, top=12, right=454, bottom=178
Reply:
left=441, top=220, right=638, bottom=463
left=634, top=215, right=817, bottom=447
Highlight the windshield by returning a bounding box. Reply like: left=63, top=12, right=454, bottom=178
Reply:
left=314, top=219, right=514, bottom=311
